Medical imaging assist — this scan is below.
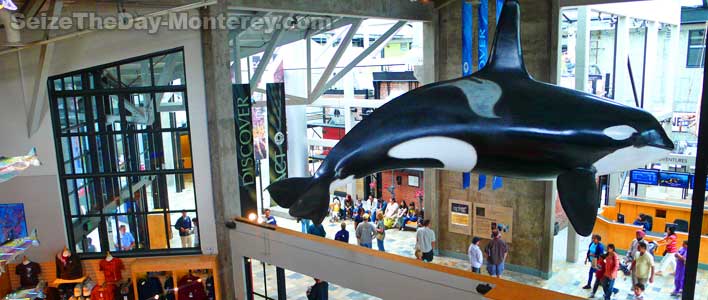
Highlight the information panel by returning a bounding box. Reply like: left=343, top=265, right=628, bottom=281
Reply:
left=629, top=169, right=659, bottom=185
left=473, top=203, right=513, bottom=243
left=448, top=199, right=472, bottom=235
left=659, top=171, right=690, bottom=189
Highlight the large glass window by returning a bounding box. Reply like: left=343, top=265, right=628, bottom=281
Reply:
left=687, top=29, right=706, bottom=68
left=48, top=48, right=199, bottom=257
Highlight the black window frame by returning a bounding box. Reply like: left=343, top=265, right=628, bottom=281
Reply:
left=687, top=29, right=706, bottom=68
left=47, top=47, right=201, bottom=258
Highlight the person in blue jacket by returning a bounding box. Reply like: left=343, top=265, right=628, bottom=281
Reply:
left=334, top=222, right=349, bottom=243
left=583, top=234, right=605, bottom=290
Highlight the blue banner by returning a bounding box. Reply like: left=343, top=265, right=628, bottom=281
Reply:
left=478, top=174, right=487, bottom=191
left=492, top=176, right=503, bottom=190
left=478, top=0, right=489, bottom=69
left=659, top=172, right=690, bottom=189
left=462, top=1, right=473, bottom=189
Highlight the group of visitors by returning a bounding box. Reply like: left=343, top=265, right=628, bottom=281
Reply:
left=582, top=227, right=689, bottom=299
left=330, top=195, right=423, bottom=229
left=467, top=228, right=509, bottom=278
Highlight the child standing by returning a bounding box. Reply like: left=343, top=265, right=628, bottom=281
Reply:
left=632, top=283, right=645, bottom=300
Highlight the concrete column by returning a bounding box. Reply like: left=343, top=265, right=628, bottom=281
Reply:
left=541, top=181, right=556, bottom=278
left=566, top=223, right=580, bottom=263
left=287, top=105, right=309, bottom=177
left=613, top=16, right=631, bottom=106
left=343, top=73, right=355, bottom=196
left=200, top=1, right=241, bottom=298
left=422, top=16, right=438, bottom=234
left=574, top=7, right=590, bottom=93
left=643, top=21, right=659, bottom=111
left=664, top=25, right=680, bottom=113
left=607, top=173, right=623, bottom=206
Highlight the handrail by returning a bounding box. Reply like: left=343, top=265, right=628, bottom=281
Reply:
left=228, top=217, right=582, bottom=300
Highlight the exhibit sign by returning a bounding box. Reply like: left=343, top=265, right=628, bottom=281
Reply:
left=232, top=84, right=258, bottom=216
left=267, top=83, right=288, bottom=183
left=659, top=171, right=690, bottom=189
left=658, top=153, right=695, bottom=167
left=629, top=169, right=659, bottom=185
left=473, top=203, right=513, bottom=243
left=448, top=199, right=472, bottom=235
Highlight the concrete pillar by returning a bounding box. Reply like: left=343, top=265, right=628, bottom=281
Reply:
left=343, top=73, right=355, bottom=196
left=574, top=7, right=590, bottom=93
left=664, top=25, right=680, bottom=113
left=287, top=105, right=309, bottom=178
left=566, top=223, right=580, bottom=263
left=643, top=21, right=659, bottom=111
left=613, top=16, right=631, bottom=106
left=541, top=181, right=556, bottom=278
left=607, top=173, right=623, bottom=206
left=200, top=1, right=241, bottom=298
left=422, top=16, right=438, bottom=234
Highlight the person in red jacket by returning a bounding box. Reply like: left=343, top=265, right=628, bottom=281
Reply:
left=602, top=244, right=620, bottom=300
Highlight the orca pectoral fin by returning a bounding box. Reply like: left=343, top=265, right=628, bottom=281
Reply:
left=557, top=167, right=598, bottom=237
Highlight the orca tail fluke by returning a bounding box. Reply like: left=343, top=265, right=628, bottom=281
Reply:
left=266, top=176, right=331, bottom=225
left=557, top=167, right=599, bottom=237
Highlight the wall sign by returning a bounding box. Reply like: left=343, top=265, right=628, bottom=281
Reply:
left=408, top=175, right=419, bottom=187
left=267, top=83, right=288, bottom=183
left=448, top=199, right=472, bottom=235
left=659, top=171, right=690, bottom=189
left=232, top=84, right=258, bottom=216
left=629, top=169, right=659, bottom=185
left=473, top=203, right=513, bottom=243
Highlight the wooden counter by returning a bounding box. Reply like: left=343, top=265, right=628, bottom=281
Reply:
left=608, top=196, right=708, bottom=235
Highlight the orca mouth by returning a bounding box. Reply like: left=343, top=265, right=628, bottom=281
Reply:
left=635, top=130, right=674, bottom=151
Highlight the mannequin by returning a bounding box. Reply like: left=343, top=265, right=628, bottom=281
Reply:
left=16, top=256, right=41, bottom=288
left=99, top=252, right=123, bottom=283
left=55, top=246, right=82, bottom=280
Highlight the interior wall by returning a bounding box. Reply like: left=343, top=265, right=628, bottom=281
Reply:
left=0, top=23, right=217, bottom=261
left=433, top=0, right=556, bottom=277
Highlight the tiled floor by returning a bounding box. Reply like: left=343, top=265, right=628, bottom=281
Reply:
left=255, top=216, right=707, bottom=300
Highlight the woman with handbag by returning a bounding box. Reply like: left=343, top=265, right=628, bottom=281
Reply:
left=376, top=212, right=386, bottom=252
left=582, top=234, right=604, bottom=290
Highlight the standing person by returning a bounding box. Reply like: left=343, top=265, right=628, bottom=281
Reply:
left=117, top=225, right=135, bottom=251
left=627, top=230, right=646, bottom=263
left=307, top=222, right=326, bottom=238
left=631, top=242, right=655, bottom=287
left=371, top=198, right=381, bottom=222
left=262, top=209, right=277, bottom=226
left=415, top=219, right=436, bottom=262
left=344, top=195, right=354, bottom=220
left=484, top=229, right=508, bottom=278
left=300, top=218, right=313, bottom=234
left=175, top=211, right=194, bottom=248
left=334, top=222, right=349, bottom=243
left=375, top=213, right=386, bottom=252
left=468, top=237, right=483, bottom=274
left=589, top=253, right=607, bottom=298
left=656, top=226, right=678, bottom=276
left=353, top=209, right=364, bottom=229
left=582, top=234, right=605, bottom=289
left=306, top=278, right=328, bottom=300
left=671, top=240, right=688, bottom=297
left=602, top=244, right=620, bottom=300
left=355, top=215, right=375, bottom=248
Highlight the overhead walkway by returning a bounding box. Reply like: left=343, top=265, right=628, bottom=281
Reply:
left=228, top=218, right=581, bottom=300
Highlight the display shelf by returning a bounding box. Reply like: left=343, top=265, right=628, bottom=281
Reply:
left=130, top=255, right=220, bottom=300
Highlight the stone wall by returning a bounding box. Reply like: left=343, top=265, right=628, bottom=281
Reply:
left=437, top=171, right=552, bottom=275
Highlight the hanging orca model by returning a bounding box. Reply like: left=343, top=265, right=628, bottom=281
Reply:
left=267, top=0, right=674, bottom=236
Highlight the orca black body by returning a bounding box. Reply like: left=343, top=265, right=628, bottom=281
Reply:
left=267, top=0, right=674, bottom=236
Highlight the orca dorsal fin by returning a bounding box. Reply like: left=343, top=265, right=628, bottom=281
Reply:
left=483, top=0, right=528, bottom=76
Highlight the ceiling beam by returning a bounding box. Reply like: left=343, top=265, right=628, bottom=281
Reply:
left=249, top=25, right=285, bottom=88
left=227, top=0, right=433, bottom=21
left=310, top=20, right=362, bottom=102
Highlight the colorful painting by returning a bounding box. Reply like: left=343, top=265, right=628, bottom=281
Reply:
left=0, top=148, right=41, bottom=184
left=0, top=204, right=28, bottom=243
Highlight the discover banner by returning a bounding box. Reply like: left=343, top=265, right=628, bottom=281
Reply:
left=232, top=84, right=258, bottom=216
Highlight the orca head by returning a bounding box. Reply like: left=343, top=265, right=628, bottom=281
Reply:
left=594, top=111, right=674, bottom=175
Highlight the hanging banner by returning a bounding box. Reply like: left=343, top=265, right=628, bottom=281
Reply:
left=462, top=1, right=474, bottom=189
left=267, top=83, right=288, bottom=183
left=478, top=0, right=489, bottom=69
left=233, top=84, right=258, bottom=216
